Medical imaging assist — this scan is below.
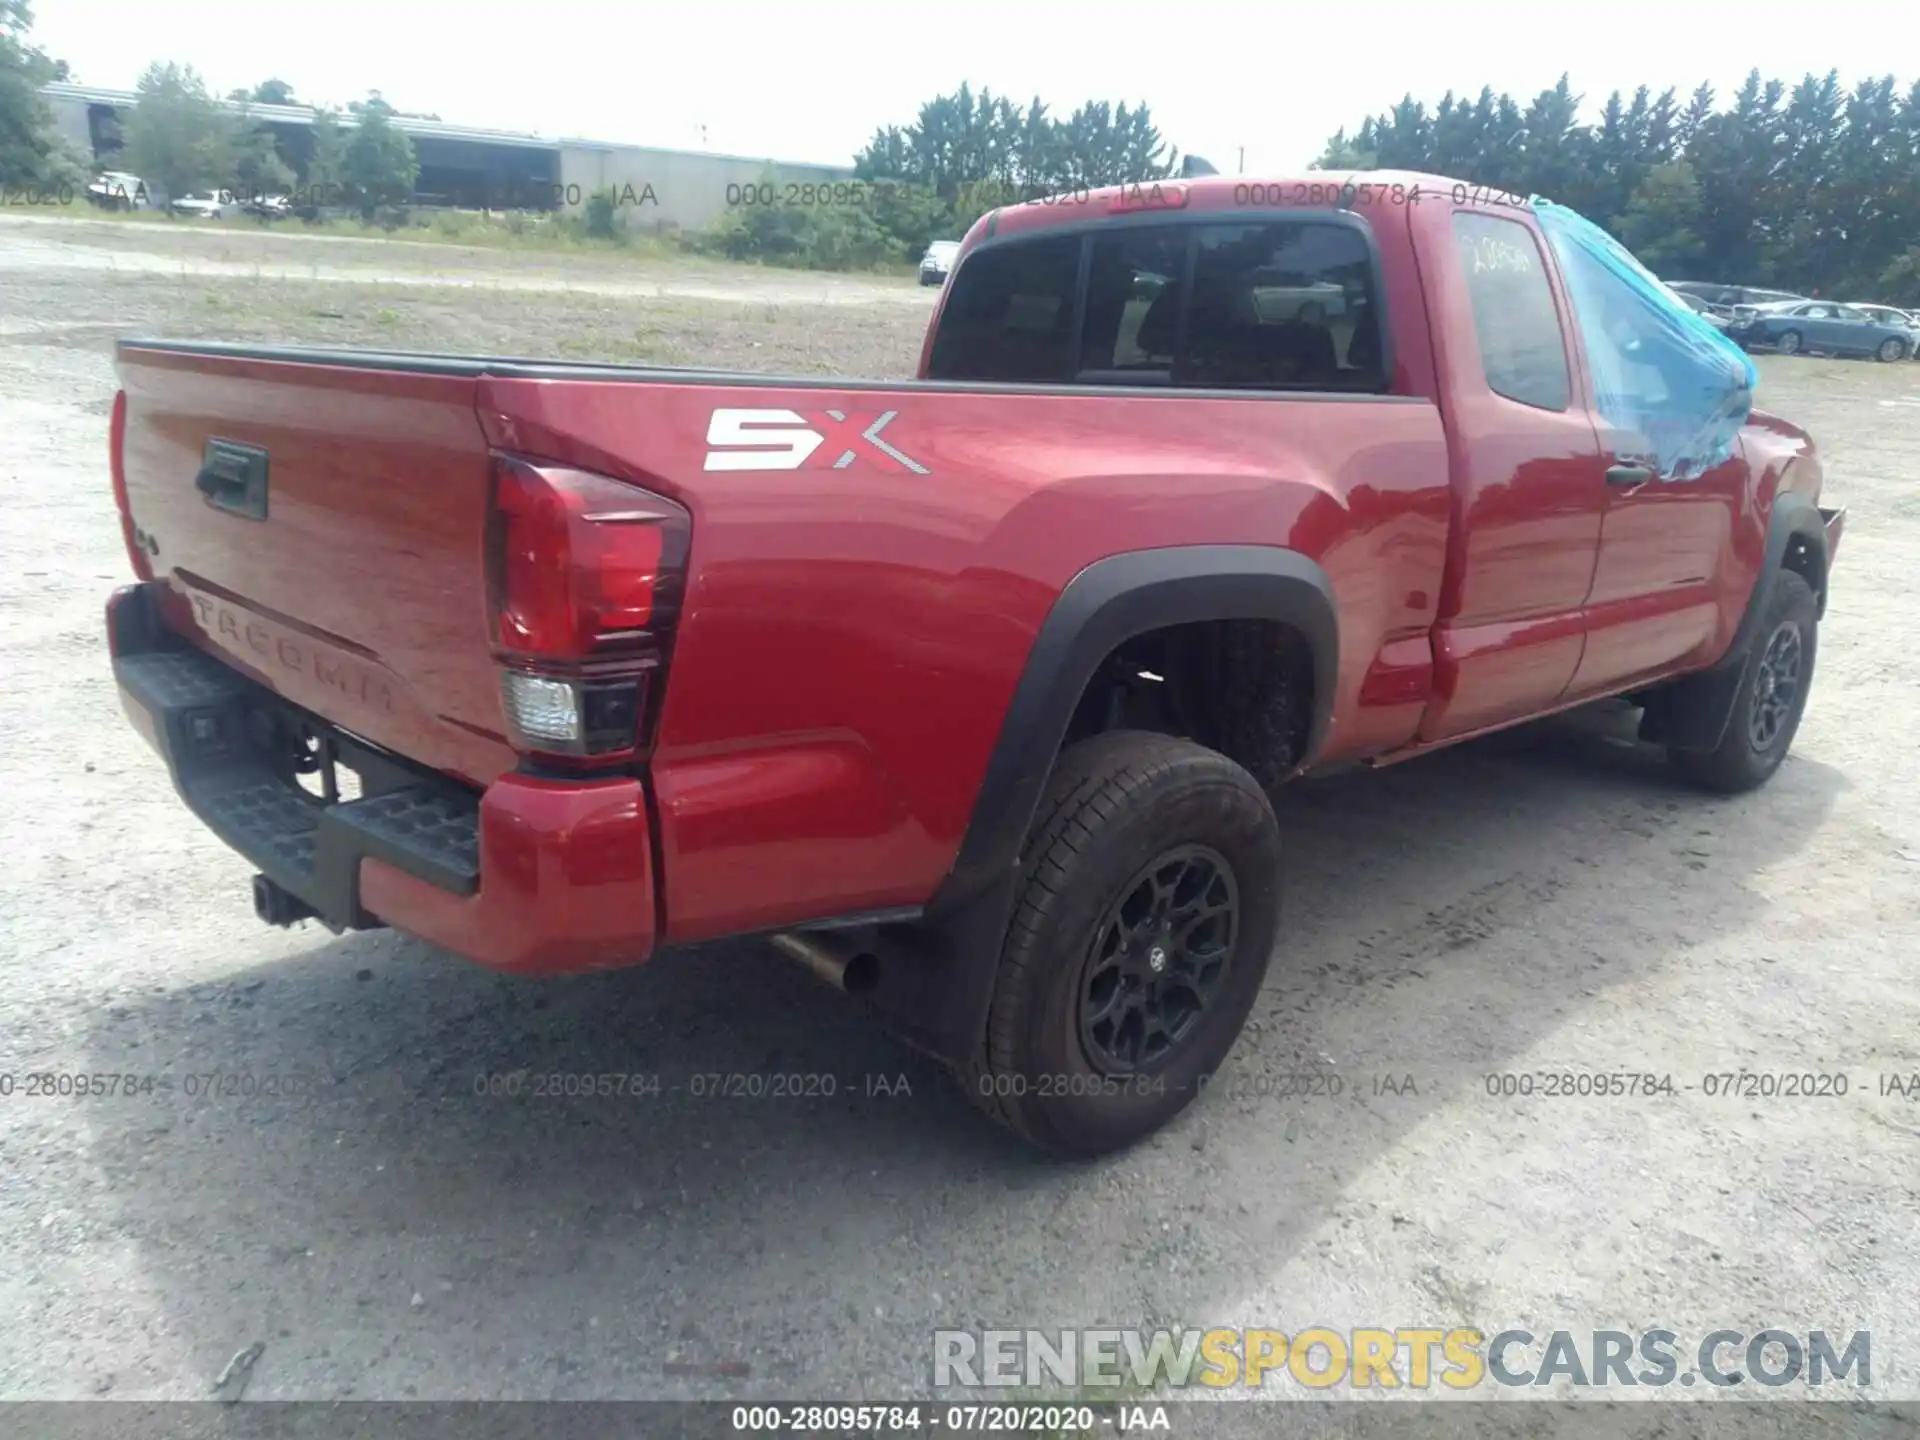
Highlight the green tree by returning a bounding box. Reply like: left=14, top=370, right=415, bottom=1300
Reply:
left=845, top=84, right=1179, bottom=264
left=855, top=84, right=1177, bottom=197
left=694, top=166, right=897, bottom=271
left=1882, top=246, right=1920, bottom=307
left=304, top=108, right=345, bottom=191
left=1674, top=82, right=1716, bottom=151
left=339, top=93, right=418, bottom=216
left=1579, top=86, right=1680, bottom=225
left=1316, top=67, right=1920, bottom=293
left=1614, top=160, right=1707, bottom=276
left=1764, top=70, right=1845, bottom=286
left=1429, top=89, right=1499, bottom=179
left=1686, top=71, right=1786, bottom=282
left=0, top=0, right=81, bottom=188
left=1824, top=76, right=1907, bottom=294
left=581, top=188, right=621, bottom=240
left=1509, top=75, right=1589, bottom=201
left=120, top=62, right=238, bottom=204
left=229, top=109, right=293, bottom=197
left=227, top=80, right=296, bottom=106
left=1311, top=127, right=1376, bottom=170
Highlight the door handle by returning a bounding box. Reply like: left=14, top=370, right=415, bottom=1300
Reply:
left=194, top=464, right=247, bottom=501
left=1605, top=464, right=1654, bottom=487
left=194, top=439, right=270, bottom=519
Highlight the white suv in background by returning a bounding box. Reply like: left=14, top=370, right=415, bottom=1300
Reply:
left=170, top=189, right=238, bottom=220
left=919, top=240, right=961, bottom=287
left=86, top=171, right=152, bottom=211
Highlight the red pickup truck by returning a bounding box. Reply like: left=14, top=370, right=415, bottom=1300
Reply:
left=105, top=171, right=1842, bottom=1156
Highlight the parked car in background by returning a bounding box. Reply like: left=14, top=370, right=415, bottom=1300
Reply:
left=86, top=171, right=152, bottom=211
left=1248, top=274, right=1349, bottom=324
left=1667, top=281, right=1808, bottom=309
left=1727, top=300, right=1913, bottom=361
left=1669, top=290, right=1732, bottom=330
left=1850, top=304, right=1920, bottom=357
left=169, top=190, right=236, bottom=220
left=238, top=193, right=292, bottom=220
left=919, top=240, right=962, bottom=286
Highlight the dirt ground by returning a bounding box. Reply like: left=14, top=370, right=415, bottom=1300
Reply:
left=1, top=214, right=1917, bottom=1412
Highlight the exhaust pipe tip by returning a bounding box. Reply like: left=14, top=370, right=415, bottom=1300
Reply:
left=252, top=874, right=316, bottom=928
left=769, top=932, right=881, bottom=994
left=841, top=949, right=881, bottom=994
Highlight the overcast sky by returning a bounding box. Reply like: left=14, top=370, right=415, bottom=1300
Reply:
left=32, top=0, right=1910, bottom=172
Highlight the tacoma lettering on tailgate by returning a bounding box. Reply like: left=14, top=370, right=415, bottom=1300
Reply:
left=189, top=593, right=397, bottom=715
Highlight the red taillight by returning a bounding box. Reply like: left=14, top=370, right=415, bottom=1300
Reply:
left=487, top=454, right=690, bottom=765
left=108, top=390, right=153, bottom=582
left=490, top=456, right=687, bottom=660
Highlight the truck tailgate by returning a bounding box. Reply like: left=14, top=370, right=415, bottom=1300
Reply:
left=116, top=345, right=514, bottom=786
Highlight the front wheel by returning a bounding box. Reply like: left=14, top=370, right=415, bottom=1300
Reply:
left=1776, top=330, right=1803, bottom=355
left=1878, top=337, right=1908, bottom=363
left=961, top=731, right=1280, bottom=1156
left=1670, top=570, right=1819, bottom=793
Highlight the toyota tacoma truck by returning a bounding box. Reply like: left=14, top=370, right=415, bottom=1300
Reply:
left=104, top=171, right=1843, bottom=1156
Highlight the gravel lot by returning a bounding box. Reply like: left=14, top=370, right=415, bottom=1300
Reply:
left=2, top=216, right=1917, bottom=1411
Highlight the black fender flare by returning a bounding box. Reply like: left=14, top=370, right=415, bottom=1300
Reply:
left=1730, top=491, right=1830, bottom=640
left=1639, top=492, right=1829, bottom=750
left=860, top=545, right=1338, bottom=1065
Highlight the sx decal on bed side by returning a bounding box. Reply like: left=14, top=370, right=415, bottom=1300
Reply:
left=703, top=407, right=929, bottom=474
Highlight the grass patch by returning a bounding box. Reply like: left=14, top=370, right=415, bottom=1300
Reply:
left=33, top=197, right=686, bottom=261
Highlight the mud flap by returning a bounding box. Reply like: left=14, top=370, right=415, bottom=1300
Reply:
left=1644, top=494, right=1833, bottom=752
left=1637, top=658, right=1745, bottom=750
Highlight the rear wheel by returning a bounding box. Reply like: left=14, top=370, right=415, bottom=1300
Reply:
left=1777, top=330, right=1803, bottom=355
left=1669, top=570, right=1818, bottom=793
left=961, top=731, right=1280, bottom=1157
left=1878, top=337, right=1907, bottom=363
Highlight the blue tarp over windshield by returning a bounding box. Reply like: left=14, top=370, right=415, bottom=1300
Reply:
left=1531, top=199, right=1759, bottom=481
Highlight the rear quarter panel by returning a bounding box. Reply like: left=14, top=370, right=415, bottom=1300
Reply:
left=481, top=377, right=1450, bottom=942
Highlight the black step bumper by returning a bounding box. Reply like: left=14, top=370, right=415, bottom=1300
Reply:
left=109, top=589, right=480, bottom=933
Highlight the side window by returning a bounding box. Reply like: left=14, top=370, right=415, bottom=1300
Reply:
left=1078, top=227, right=1187, bottom=377
left=1180, top=221, right=1386, bottom=391
left=925, top=235, right=1081, bottom=382
left=1452, top=211, right=1570, bottom=411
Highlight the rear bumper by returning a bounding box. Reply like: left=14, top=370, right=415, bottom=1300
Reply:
left=107, top=582, right=656, bottom=976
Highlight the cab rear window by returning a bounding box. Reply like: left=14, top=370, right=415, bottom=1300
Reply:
left=924, top=235, right=1081, bottom=383
left=927, top=217, right=1389, bottom=393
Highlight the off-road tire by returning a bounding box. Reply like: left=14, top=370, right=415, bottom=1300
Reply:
left=1670, top=570, right=1819, bottom=793
left=959, top=730, right=1281, bottom=1156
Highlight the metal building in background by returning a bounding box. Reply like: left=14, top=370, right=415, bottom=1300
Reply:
left=39, top=82, right=849, bottom=232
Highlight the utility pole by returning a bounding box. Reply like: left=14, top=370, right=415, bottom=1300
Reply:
left=1237, top=146, right=1245, bottom=174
